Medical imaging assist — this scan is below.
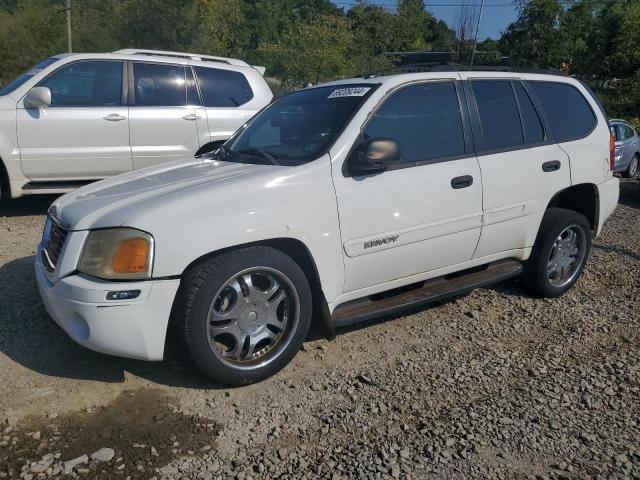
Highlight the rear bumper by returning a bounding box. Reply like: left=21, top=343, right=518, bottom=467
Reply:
left=35, top=243, right=180, bottom=361
left=596, top=176, right=620, bottom=236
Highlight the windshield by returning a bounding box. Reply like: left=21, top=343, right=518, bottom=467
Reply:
left=222, top=84, right=377, bottom=165
left=0, top=57, right=59, bottom=96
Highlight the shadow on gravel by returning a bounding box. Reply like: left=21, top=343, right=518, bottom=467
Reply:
left=0, top=256, right=214, bottom=390
left=618, top=179, right=640, bottom=209
left=0, top=195, right=58, bottom=217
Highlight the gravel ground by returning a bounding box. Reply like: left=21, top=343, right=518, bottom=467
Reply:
left=0, top=178, right=638, bottom=480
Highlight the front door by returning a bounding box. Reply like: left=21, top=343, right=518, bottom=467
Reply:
left=332, top=79, right=483, bottom=293
left=17, top=60, right=131, bottom=180
left=128, top=61, right=201, bottom=170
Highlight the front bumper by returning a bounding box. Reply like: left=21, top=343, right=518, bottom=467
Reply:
left=35, top=243, right=180, bottom=361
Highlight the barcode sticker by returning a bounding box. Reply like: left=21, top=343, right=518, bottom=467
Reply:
left=328, top=87, right=371, bottom=98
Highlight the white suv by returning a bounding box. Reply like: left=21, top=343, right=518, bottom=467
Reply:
left=0, top=49, right=272, bottom=199
left=36, top=70, right=620, bottom=386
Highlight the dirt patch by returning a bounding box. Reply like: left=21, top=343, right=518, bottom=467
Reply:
left=0, top=388, right=219, bottom=479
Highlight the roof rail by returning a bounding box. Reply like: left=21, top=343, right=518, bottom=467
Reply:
left=114, top=49, right=250, bottom=67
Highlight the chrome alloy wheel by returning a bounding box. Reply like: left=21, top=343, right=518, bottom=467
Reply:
left=546, top=224, right=587, bottom=288
left=630, top=156, right=638, bottom=177
left=206, top=267, right=299, bottom=369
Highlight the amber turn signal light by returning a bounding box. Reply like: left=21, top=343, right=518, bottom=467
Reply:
left=112, top=237, right=149, bottom=273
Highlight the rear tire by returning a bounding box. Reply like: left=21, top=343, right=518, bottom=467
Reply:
left=623, top=154, right=639, bottom=178
left=522, top=208, right=592, bottom=298
left=174, top=246, right=312, bottom=386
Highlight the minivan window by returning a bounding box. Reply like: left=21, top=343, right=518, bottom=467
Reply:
left=514, top=82, right=545, bottom=144
left=194, top=67, right=254, bottom=107
left=472, top=80, right=523, bottom=151
left=364, top=81, right=465, bottom=165
left=223, top=84, right=376, bottom=165
left=0, top=57, right=59, bottom=96
left=133, top=63, right=187, bottom=107
left=36, top=60, right=122, bottom=107
left=531, top=81, right=596, bottom=142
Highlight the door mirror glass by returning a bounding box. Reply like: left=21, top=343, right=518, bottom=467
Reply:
left=23, top=87, right=51, bottom=108
left=349, top=138, right=401, bottom=174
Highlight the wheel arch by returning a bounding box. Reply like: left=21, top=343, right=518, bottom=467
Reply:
left=546, top=183, right=599, bottom=233
left=0, top=155, right=10, bottom=201
left=173, top=237, right=335, bottom=340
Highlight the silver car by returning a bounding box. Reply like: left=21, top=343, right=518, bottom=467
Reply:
left=609, top=119, right=639, bottom=178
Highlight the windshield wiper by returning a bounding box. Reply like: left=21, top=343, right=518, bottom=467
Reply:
left=235, top=148, right=280, bottom=165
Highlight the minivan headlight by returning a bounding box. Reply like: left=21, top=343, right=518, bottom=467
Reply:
left=78, top=228, right=154, bottom=280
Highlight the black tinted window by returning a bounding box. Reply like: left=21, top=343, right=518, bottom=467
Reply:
left=472, top=80, right=523, bottom=151
left=514, top=82, right=544, bottom=144
left=195, top=67, right=253, bottom=107
left=531, top=81, right=596, bottom=142
left=186, top=67, right=200, bottom=105
left=364, top=82, right=465, bottom=164
left=38, top=61, right=122, bottom=107
left=133, top=63, right=186, bottom=107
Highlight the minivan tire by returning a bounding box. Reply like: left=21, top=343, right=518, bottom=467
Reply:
left=522, top=208, right=592, bottom=298
left=175, top=246, right=312, bottom=386
left=623, top=153, right=639, bottom=178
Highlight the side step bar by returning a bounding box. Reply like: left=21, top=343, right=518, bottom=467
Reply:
left=332, top=259, right=523, bottom=328
left=22, top=180, right=98, bottom=191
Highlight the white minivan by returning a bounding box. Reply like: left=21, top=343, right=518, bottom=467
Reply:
left=0, top=49, right=272, bottom=199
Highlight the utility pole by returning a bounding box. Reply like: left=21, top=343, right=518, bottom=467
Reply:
left=65, top=0, right=72, bottom=53
left=469, top=0, right=484, bottom=66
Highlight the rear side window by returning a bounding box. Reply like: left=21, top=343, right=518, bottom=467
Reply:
left=132, top=62, right=187, bottom=107
left=514, top=82, right=544, bottom=144
left=472, top=80, right=523, bottom=151
left=531, top=81, right=596, bottom=142
left=38, top=61, right=122, bottom=107
left=194, top=67, right=253, bottom=107
left=363, top=81, right=466, bottom=165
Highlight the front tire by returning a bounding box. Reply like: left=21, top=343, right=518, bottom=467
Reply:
left=623, top=154, right=639, bottom=178
left=522, top=208, right=592, bottom=298
left=175, top=246, right=312, bottom=386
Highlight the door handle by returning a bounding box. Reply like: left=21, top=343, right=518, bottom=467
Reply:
left=542, top=160, right=561, bottom=172
left=103, top=114, right=126, bottom=122
left=451, top=175, right=473, bottom=189
left=182, top=114, right=202, bottom=121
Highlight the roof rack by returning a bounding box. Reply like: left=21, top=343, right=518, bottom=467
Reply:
left=114, top=49, right=250, bottom=67
left=360, top=51, right=568, bottom=78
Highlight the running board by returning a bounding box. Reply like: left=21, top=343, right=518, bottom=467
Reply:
left=22, top=180, right=98, bottom=191
left=332, top=259, right=523, bottom=328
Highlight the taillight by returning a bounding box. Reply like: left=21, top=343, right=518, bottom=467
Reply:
left=609, top=133, right=615, bottom=171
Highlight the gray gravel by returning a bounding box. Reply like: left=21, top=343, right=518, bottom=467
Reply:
left=0, top=178, right=638, bottom=479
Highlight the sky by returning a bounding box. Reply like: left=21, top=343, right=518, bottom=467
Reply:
left=331, top=0, right=519, bottom=40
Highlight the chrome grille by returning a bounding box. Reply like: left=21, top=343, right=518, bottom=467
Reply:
left=43, top=219, right=68, bottom=271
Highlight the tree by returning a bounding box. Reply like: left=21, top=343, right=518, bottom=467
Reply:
left=188, top=0, right=246, bottom=57
left=347, top=1, right=396, bottom=74
left=499, top=0, right=564, bottom=67
left=258, top=14, right=353, bottom=87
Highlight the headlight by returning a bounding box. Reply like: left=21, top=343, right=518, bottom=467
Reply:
left=78, top=228, right=154, bottom=280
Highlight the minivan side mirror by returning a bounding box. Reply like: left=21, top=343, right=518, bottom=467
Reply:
left=23, top=87, right=51, bottom=109
left=348, top=137, right=401, bottom=175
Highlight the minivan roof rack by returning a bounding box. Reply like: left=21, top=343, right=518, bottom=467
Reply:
left=360, top=51, right=568, bottom=78
left=114, top=49, right=250, bottom=67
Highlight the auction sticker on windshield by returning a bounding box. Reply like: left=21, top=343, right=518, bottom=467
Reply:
left=328, top=87, right=371, bottom=98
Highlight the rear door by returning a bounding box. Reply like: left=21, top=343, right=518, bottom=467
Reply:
left=192, top=66, right=257, bottom=142
left=128, top=61, right=201, bottom=170
left=17, top=60, right=132, bottom=180
left=462, top=76, right=571, bottom=258
left=621, top=125, right=638, bottom=164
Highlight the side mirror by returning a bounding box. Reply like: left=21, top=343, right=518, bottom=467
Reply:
left=348, top=138, right=401, bottom=175
left=24, top=87, right=51, bottom=109
left=195, top=140, right=226, bottom=157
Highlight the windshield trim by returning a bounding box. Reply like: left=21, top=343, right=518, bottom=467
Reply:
left=221, top=82, right=381, bottom=166
left=0, top=57, right=60, bottom=97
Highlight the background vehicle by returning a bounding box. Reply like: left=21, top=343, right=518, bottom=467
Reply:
left=609, top=119, right=639, bottom=178
left=0, top=49, right=272, bottom=199
left=36, top=69, right=619, bottom=386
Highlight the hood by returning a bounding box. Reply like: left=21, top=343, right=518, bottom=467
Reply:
left=51, top=158, right=280, bottom=230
